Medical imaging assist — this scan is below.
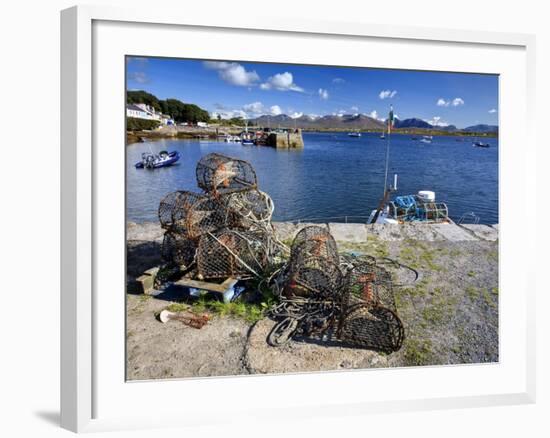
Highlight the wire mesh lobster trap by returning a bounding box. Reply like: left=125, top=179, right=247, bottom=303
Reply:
left=284, top=257, right=345, bottom=300
left=224, top=189, right=274, bottom=230
left=196, top=153, right=257, bottom=195
left=160, top=231, right=197, bottom=269
left=343, top=261, right=397, bottom=312
left=268, top=224, right=406, bottom=353
left=289, top=226, right=339, bottom=268
left=337, top=303, right=404, bottom=353
left=158, top=190, right=235, bottom=239
left=158, top=190, right=190, bottom=230
left=196, top=228, right=270, bottom=279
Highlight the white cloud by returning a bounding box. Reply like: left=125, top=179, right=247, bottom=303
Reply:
left=217, top=102, right=285, bottom=119
left=203, top=61, right=260, bottom=87
left=379, top=90, right=397, bottom=99
left=350, top=105, right=359, bottom=112
left=425, top=116, right=449, bottom=127
left=243, top=101, right=265, bottom=116
left=270, top=105, right=282, bottom=116
left=332, top=78, right=345, bottom=84
left=437, top=97, right=464, bottom=107
left=489, top=108, right=497, bottom=113
left=289, top=112, right=303, bottom=119
left=211, top=109, right=248, bottom=120
left=368, top=110, right=381, bottom=121
left=318, top=88, right=329, bottom=100
left=127, top=72, right=149, bottom=84
left=260, top=72, right=303, bottom=92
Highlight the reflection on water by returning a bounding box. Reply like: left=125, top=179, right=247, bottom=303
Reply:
left=126, top=132, right=498, bottom=224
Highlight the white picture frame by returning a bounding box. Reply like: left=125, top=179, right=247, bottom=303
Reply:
left=61, top=5, right=536, bottom=433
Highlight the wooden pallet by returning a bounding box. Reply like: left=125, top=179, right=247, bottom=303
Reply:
left=174, top=277, right=239, bottom=302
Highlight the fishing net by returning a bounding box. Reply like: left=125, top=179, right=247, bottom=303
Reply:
left=196, top=228, right=269, bottom=279
left=160, top=231, right=197, bottom=269
left=338, top=303, right=404, bottom=353
left=196, top=153, right=257, bottom=195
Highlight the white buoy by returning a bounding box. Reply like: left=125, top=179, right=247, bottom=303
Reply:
left=159, top=310, right=174, bottom=323
left=418, top=190, right=436, bottom=202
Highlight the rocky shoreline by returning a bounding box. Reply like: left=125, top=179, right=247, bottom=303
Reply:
left=126, top=221, right=499, bottom=380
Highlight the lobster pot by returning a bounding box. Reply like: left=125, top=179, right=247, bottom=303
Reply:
left=290, top=226, right=339, bottom=267
left=224, top=189, right=274, bottom=229
left=344, top=263, right=397, bottom=310
left=344, top=261, right=381, bottom=308
left=338, top=303, right=404, bottom=353
left=196, top=153, right=257, bottom=195
left=171, top=193, right=234, bottom=239
left=161, top=231, right=197, bottom=269
left=415, top=201, right=449, bottom=222
left=372, top=266, right=397, bottom=312
left=158, top=191, right=193, bottom=230
left=196, top=229, right=268, bottom=279
left=285, top=256, right=344, bottom=299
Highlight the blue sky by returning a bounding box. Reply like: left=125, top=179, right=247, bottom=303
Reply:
left=127, top=56, right=498, bottom=128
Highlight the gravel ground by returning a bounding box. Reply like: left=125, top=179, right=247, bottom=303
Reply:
left=126, top=221, right=498, bottom=380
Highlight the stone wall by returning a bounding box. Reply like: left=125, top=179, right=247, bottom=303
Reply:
left=267, top=129, right=304, bottom=148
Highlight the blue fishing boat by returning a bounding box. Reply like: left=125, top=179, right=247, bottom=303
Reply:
left=135, top=151, right=180, bottom=169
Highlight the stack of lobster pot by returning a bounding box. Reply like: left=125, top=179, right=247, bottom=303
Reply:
left=158, top=153, right=277, bottom=281
left=276, top=225, right=404, bottom=353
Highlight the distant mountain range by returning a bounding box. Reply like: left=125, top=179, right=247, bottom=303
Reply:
left=252, top=113, right=385, bottom=130
left=250, top=113, right=498, bottom=134
left=462, top=124, right=499, bottom=133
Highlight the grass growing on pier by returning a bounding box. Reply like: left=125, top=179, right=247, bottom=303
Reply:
left=166, top=299, right=268, bottom=324
left=165, top=278, right=279, bottom=324
left=403, top=338, right=434, bottom=366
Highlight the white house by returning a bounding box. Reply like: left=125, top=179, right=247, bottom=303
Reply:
left=127, top=103, right=174, bottom=125
left=126, top=103, right=152, bottom=120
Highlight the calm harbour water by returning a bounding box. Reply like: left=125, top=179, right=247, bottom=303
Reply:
left=126, top=132, right=499, bottom=224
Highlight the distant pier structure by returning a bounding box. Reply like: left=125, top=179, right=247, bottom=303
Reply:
left=265, top=129, right=304, bottom=149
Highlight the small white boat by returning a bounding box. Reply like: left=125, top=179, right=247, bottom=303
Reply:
left=224, top=135, right=240, bottom=142
left=348, top=131, right=361, bottom=137
left=420, top=135, right=433, bottom=144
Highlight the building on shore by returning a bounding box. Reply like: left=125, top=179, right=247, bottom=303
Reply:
left=126, top=103, right=174, bottom=125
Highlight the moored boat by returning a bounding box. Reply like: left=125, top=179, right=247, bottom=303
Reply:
left=135, top=150, right=180, bottom=169
left=420, top=135, right=432, bottom=144
left=473, top=140, right=490, bottom=148
left=368, top=189, right=451, bottom=224
left=348, top=131, right=361, bottom=137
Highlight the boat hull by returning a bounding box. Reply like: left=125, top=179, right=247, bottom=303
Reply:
left=135, top=151, right=180, bottom=169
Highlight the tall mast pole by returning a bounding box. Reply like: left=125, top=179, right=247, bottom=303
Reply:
left=370, top=104, right=394, bottom=224
left=383, top=107, right=392, bottom=195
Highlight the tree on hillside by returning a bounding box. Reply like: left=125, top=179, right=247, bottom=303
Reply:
left=159, top=99, right=210, bottom=123
left=127, top=90, right=210, bottom=123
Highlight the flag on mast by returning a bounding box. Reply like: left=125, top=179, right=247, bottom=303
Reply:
left=388, top=104, right=394, bottom=134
